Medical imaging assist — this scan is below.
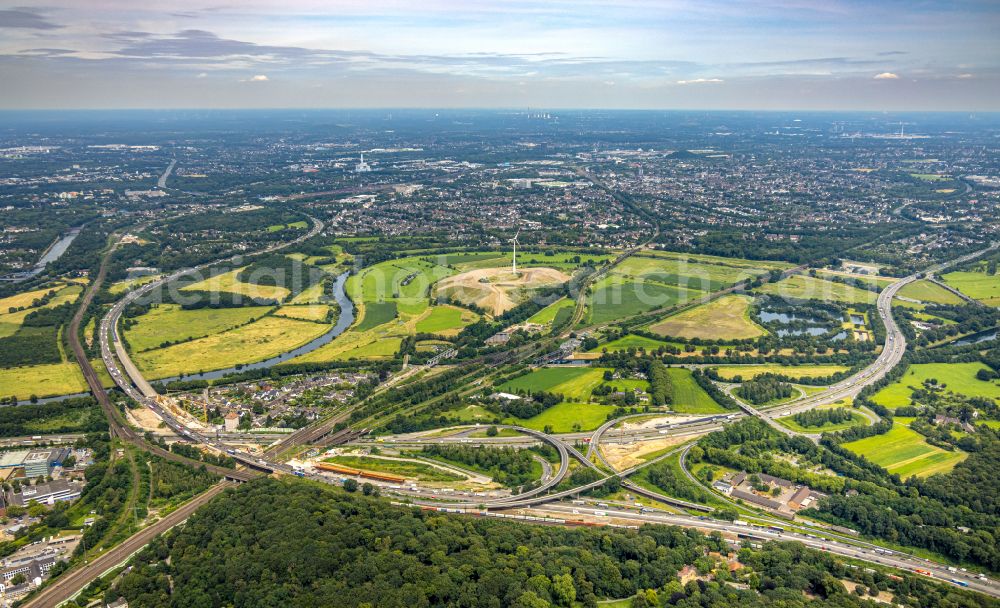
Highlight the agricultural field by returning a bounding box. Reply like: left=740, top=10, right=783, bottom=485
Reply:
left=817, top=270, right=896, bottom=288
left=588, top=275, right=701, bottom=324
left=435, top=267, right=569, bottom=315
left=0, top=362, right=88, bottom=400
left=940, top=269, right=1000, bottom=306
left=355, top=302, right=398, bottom=331
left=124, top=304, right=271, bottom=352
left=666, top=368, right=727, bottom=414
left=275, top=305, right=330, bottom=322
left=289, top=281, right=328, bottom=304
left=709, top=364, right=849, bottom=381
left=500, top=366, right=609, bottom=401
left=414, top=305, right=478, bottom=335
left=647, top=295, right=765, bottom=340
left=437, top=250, right=613, bottom=272
left=298, top=336, right=402, bottom=363
left=134, top=315, right=330, bottom=379
left=755, top=274, right=878, bottom=304
left=844, top=417, right=967, bottom=478
left=526, top=297, right=575, bottom=325
left=871, top=362, right=1000, bottom=408
left=615, top=253, right=780, bottom=292
left=180, top=267, right=290, bottom=301
left=348, top=256, right=453, bottom=320
left=897, top=280, right=963, bottom=305
left=0, top=282, right=83, bottom=338
left=591, top=334, right=672, bottom=353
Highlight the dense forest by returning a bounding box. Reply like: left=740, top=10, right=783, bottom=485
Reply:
left=105, top=479, right=993, bottom=608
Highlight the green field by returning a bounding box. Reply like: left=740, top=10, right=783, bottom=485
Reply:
left=267, top=220, right=309, bottom=232
left=415, top=305, right=476, bottom=335
left=124, top=304, right=271, bottom=352
left=0, top=362, right=88, bottom=400
left=501, top=366, right=610, bottom=401
left=324, top=455, right=462, bottom=482
left=588, top=275, right=701, bottom=324
left=180, top=268, right=290, bottom=301
left=844, top=418, right=966, bottom=478
left=710, top=364, right=849, bottom=382
left=0, top=282, right=84, bottom=338
left=615, top=254, right=777, bottom=292
left=872, top=362, right=1000, bottom=408
left=776, top=405, right=870, bottom=434
left=666, top=368, right=727, bottom=414
left=592, top=334, right=672, bottom=353
left=355, top=301, right=398, bottom=331
left=275, top=305, right=330, bottom=322
left=444, top=251, right=613, bottom=272
left=755, top=274, right=878, bottom=304
left=510, top=401, right=616, bottom=433
left=648, top=294, right=765, bottom=340
left=135, top=315, right=330, bottom=379
left=527, top=297, right=575, bottom=325
left=897, top=280, right=963, bottom=305
left=940, top=269, right=1000, bottom=306
left=348, top=256, right=453, bottom=316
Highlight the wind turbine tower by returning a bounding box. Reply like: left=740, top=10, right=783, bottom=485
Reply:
left=511, top=229, right=520, bottom=275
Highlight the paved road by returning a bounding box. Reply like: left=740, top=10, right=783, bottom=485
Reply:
left=21, top=481, right=231, bottom=608
left=157, top=159, right=176, bottom=189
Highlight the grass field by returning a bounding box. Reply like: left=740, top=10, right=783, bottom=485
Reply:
left=0, top=362, right=89, bottom=399
left=588, top=275, right=701, bottom=324
left=709, top=364, right=849, bottom=382
left=348, top=256, right=453, bottom=316
left=777, top=405, right=870, bottom=433
left=108, top=274, right=161, bottom=296
left=755, top=274, right=878, bottom=304
left=500, top=367, right=610, bottom=401
left=940, top=270, right=1000, bottom=306
left=897, top=280, right=963, bottom=305
left=615, top=254, right=777, bottom=291
left=323, top=455, right=463, bottom=482
left=274, top=305, right=330, bottom=322
left=134, top=315, right=330, bottom=379
left=415, top=305, right=477, bottom=335
left=289, top=281, right=328, bottom=304
left=844, top=417, right=966, bottom=478
left=124, top=304, right=271, bottom=352
left=527, top=297, right=575, bottom=325
left=267, top=220, right=309, bottom=232
left=329, top=337, right=402, bottom=361
left=510, top=401, right=616, bottom=433
left=592, top=334, right=672, bottom=353
left=648, top=294, right=765, bottom=340
left=355, top=301, right=398, bottom=331
left=666, top=368, right=727, bottom=414
left=0, top=283, right=84, bottom=338
left=442, top=251, right=613, bottom=272
left=872, top=362, right=1000, bottom=408
left=180, top=268, right=290, bottom=301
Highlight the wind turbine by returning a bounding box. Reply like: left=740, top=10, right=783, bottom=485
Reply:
left=511, top=228, right=520, bottom=275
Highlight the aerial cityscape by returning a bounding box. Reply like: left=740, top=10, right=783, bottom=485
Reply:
left=0, top=1, right=999, bottom=608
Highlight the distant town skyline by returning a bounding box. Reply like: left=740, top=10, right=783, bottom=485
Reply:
left=1, top=0, right=997, bottom=111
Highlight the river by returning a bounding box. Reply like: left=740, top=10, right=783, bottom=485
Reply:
left=3, top=227, right=82, bottom=283
left=16, top=271, right=356, bottom=405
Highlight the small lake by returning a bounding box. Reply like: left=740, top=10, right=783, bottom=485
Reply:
left=951, top=329, right=998, bottom=346
left=759, top=310, right=825, bottom=325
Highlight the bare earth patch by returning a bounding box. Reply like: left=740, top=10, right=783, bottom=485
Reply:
left=434, top=267, right=569, bottom=315
left=601, top=434, right=704, bottom=471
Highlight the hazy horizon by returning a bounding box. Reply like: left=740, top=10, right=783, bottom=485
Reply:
left=2, top=1, right=998, bottom=111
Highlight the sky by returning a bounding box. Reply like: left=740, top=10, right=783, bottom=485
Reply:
left=1, top=0, right=998, bottom=111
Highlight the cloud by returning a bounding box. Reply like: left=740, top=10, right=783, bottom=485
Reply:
left=873, top=72, right=899, bottom=79
left=248, top=74, right=268, bottom=81
left=676, top=78, right=723, bottom=85
left=0, top=8, right=61, bottom=29
left=196, top=72, right=208, bottom=78
left=957, top=73, right=974, bottom=79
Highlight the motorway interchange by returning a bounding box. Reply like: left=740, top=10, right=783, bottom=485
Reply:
left=88, top=219, right=1000, bottom=599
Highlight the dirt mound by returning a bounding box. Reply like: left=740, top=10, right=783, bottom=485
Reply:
left=435, top=267, right=570, bottom=315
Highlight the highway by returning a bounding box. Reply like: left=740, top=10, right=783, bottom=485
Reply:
left=157, top=158, right=176, bottom=189
left=510, top=502, right=999, bottom=598
left=21, top=481, right=231, bottom=608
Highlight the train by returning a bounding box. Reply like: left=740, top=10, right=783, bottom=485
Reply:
left=314, top=462, right=406, bottom=483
